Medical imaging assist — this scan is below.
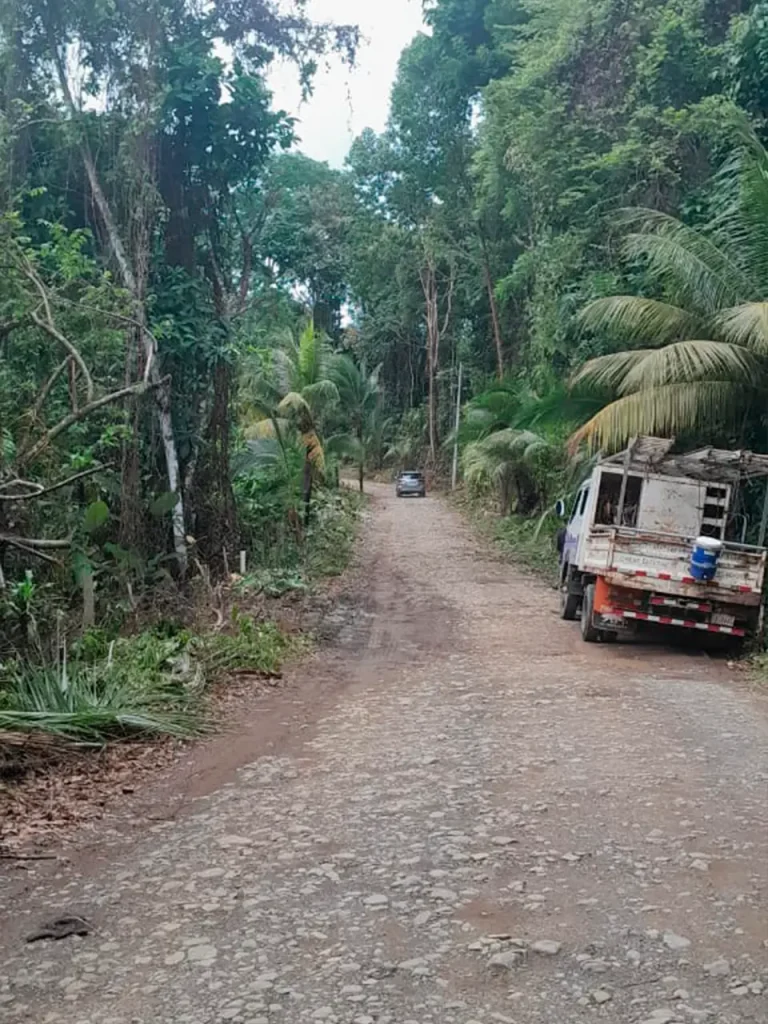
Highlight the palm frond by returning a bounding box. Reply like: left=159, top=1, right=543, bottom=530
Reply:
left=570, top=381, right=746, bottom=453
left=272, top=347, right=299, bottom=396
left=623, top=232, right=744, bottom=315
left=1, top=663, right=202, bottom=743
left=233, top=438, right=284, bottom=474
left=619, top=340, right=759, bottom=393
left=302, top=378, right=340, bottom=411
left=325, top=432, right=363, bottom=461
left=243, top=417, right=281, bottom=440
left=297, top=322, right=322, bottom=385
left=571, top=350, right=654, bottom=392
left=462, top=428, right=551, bottom=482
left=278, top=391, right=312, bottom=421
left=712, top=146, right=768, bottom=290
left=618, top=207, right=753, bottom=310
left=716, top=303, right=768, bottom=354
left=579, top=296, right=703, bottom=345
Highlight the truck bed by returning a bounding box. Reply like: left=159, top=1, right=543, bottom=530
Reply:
left=583, top=526, right=766, bottom=605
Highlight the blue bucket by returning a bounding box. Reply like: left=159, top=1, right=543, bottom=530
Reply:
left=690, top=537, right=723, bottom=581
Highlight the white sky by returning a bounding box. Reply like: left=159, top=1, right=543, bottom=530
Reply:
left=268, top=0, right=426, bottom=168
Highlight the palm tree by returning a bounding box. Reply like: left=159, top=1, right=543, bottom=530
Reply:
left=328, top=355, right=383, bottom=492
left=572, top=140, right=768, bottom=451
left=243, top=322, right=338, bottom=523
left=462, top=428, right=555, bottom=515
left=458, top=378, right=595, bottom=515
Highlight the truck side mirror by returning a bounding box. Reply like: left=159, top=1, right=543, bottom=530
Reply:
left=555, top=499, right=567, bottom=519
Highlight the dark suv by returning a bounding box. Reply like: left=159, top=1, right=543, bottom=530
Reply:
left=396, top=471, right=426, bottom=498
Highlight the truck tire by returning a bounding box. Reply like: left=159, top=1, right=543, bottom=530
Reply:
left=560, top=565, right=580, bottom=621
left=580, top=583, right=600, bottom=643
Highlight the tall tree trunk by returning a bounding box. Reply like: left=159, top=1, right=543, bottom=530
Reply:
left=303, top=454, right=313, bottom=528
left=421, top=261, right=440, bottom=465
left=193, top=359, right=239, bottom=574
left=119, top=326, right=143, bottom=550
left=358, top=427, right=365, bottom=493
left=481, top=238, right=504, bottom=379
left=420, top=256, right=455, bottom=466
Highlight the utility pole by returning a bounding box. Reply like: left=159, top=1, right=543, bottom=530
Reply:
left=451, top=362, right=463, bottom=491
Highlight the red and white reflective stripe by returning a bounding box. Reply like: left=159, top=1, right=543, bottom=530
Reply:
left=611, top=568, right=759, bottom=595
left=606, top=608, right=745, bottom=637
left=650, top=596, right=711, bottom=612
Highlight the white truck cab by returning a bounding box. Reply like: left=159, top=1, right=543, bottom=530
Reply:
left=558, top=437, right=768, bottom=645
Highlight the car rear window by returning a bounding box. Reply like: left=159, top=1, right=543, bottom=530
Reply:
left=401, top=473, right=423, bottom=481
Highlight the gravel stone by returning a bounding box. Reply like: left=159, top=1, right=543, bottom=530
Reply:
left=530, top=940, right=562, bottom=956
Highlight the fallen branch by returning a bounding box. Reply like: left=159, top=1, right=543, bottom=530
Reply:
left=0, top=538, right=66, bottom=565
left=0, top=534, right=72, bottom=549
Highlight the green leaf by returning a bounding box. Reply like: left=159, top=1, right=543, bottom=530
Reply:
left=72, top=549, right=93, bottom=586
left=83, top=501, right=109, bottom=534
left=150, top=492, right=180, bottom=517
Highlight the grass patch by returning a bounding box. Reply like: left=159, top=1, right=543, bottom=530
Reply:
left=194, top=615, right=297, bottom=682
left=454, top=490, right=559, bottom=583
left=304, top=488, right=364, bottom=579
left=494, top=515, right=560, bottom=583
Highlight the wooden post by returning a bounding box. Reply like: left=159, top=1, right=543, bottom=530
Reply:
left=758, top=478, right=768, bottom=547
left=451, top=362, right=463, bottom=491
left=615, top=437, right=636, bottom=527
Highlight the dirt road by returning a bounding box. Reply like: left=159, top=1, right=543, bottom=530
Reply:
left=2, top=485, right=767, bottom=1024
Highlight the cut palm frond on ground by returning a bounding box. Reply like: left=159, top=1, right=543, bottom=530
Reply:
left=0, top=663, right=203, bottom=744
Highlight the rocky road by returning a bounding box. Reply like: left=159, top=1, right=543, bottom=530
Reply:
left=1, top=485, right=767, bottom=1024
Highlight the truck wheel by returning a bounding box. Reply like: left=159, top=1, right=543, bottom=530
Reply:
left=560, top=566, right=580, bottom=621
left=580, top=583, right=600, bottom=642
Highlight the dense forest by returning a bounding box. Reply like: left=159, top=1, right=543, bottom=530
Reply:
left=2, top=0, right=768, bottom=742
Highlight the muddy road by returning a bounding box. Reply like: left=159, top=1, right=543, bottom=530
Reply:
left=1, top=484, right=767, bottom=1023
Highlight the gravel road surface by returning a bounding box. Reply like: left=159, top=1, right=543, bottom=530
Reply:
left=1, top=485, right=767, bottom=1024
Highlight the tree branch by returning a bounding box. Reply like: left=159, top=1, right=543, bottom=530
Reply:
left=43, top=14, right=138, bottom=296
left=53, top=297, right=158, bottom=383
left=21, top=257, right=95, bottom=402
left=0, top=464, right=111, bottom=503
left=440, top=265, right=456, bottom=340
left=0, top=533, right=72, bottom=550
left=30, top=311, right=95, bottom=403
left=26, top=357, right=70, bottom=428
left=236, top=230, right=254, bottom=316
left=19, top=378, right=167, bottom=467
